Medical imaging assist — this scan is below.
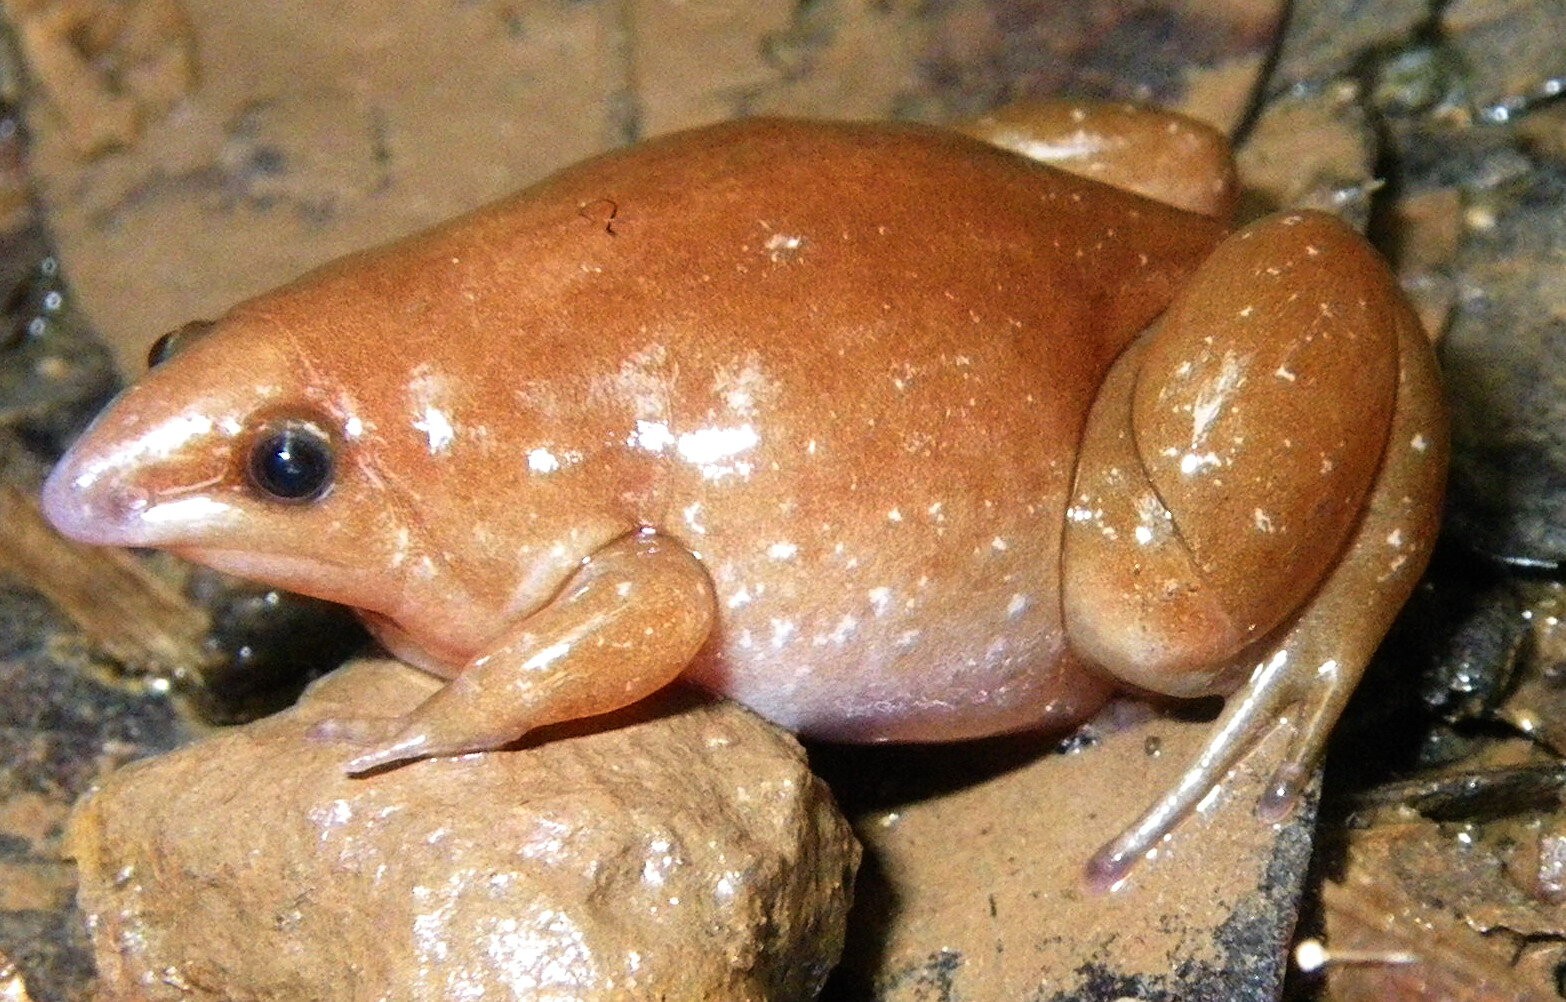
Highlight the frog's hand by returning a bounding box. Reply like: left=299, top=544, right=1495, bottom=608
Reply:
left=330, top=532, right=716, bottom=775
left=955, top=100, right=1238, bottom=219
left=1062, top=211, right=1447, bottom=890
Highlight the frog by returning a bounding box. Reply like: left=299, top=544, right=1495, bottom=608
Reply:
left=41, top=101, right=1447, bottom=888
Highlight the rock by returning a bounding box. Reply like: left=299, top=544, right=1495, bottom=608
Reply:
left=1235, top=80, right=1378, bottom=229
left=817, top=701, right=1316, bottom=1001
left=67, top=660, right=859, bottom=1002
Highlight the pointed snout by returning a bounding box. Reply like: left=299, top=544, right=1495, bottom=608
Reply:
left=40, top=399, right=240, bottom=549
left=41, top=440, right=146, bottom=545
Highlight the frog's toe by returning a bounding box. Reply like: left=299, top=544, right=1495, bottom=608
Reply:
left=341, top=728, right=444, bottom=776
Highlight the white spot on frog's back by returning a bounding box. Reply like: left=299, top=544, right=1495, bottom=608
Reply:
left=526, top=448, right=560, bottom=473
left=763, top=231, right=807, bottom=263
left=676, top=424, right=759, bottom=474
left=628, top=420, right=675, bottom=453
left=712, top=353, right=777, bottom=418
left=594, top=344, right=671, bottom=424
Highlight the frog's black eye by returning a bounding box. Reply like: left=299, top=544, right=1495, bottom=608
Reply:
left=248, top=422, right=334, bottom=503
left=147, top=320, right=218, bottom=369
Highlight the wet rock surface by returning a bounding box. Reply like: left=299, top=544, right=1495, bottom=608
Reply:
left=69, top=659, right=859, bottom=1002
left=817, top=706, right=1317, bottom=1002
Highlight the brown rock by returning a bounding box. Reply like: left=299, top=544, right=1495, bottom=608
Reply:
left=67, top=659, right=859, bottom=1001
left=819, top=700, right=1314, bottom=1000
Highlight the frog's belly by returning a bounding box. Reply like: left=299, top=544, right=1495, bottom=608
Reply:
left=681, top=520, right=1112, bottom=743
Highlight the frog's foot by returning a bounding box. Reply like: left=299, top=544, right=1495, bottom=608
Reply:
left=955, top=99, right=1238, bottom=219
left=1083, top=647, right=1348, bottom=893
left=1065, top=210, right=1448, bottom=890
left=333, top=531, right=717, bottom=777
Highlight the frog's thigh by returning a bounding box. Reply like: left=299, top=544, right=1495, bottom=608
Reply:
left=955, top=99, right=1237, bottom=218
left=341, top=532, right=716, bottom=774
left=1063, top=210, right=1406, bottom=699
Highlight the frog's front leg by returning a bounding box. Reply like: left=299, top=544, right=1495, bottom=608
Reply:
left=325, top=532, right=717, bottom=774
left=1062, top=210, right=1447, bottom=889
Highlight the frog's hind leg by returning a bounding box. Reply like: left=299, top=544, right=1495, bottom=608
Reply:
left=1062, top=210, right=1447, bottom=889
left=956, top=100, right=1238, bottom=219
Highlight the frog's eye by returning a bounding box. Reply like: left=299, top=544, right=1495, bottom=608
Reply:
left=247, top=421, right=334, bottom=503
left=147, top=320, right=218, bottom=369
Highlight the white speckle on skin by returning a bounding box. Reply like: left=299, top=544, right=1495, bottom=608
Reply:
left=1133, top=524, right=1154, bottom=545
left=1007, top=593, right=1028, bottom=617
left=1254, top=508, right=1274, bottom=533
left=1411, top=433, right=1428, bottom=453
left=767, top=541, right=798, bottom=561
left=712, top=354, right=776, bottom=417
left=1189, top=350, right=1245, bottom=449
left=991, top=536, right=1009, bottom=552
left=868, top=587, right=892, bottom=614
left=727, top=586, right=752, bottom=609
left=683, top=502, right=706, bottom=535
left=770, top=619, right=796, bottom=648
left=677, top=424, right=759, bottom=465
left=413, top=407, right=457, bottom=454
left=409, top=367, right=457, bottom=455
left=628, top=420, right=675, bottom=453
left=1179, top=451, right=1222, bottom=475
left=1274, top=365, right=1296, bottom=382
left=1386, top=529, right=1403, bottom=547
left=764, top=232, right=806, bottom=262
left=527, top=448, right=560, bottom=473
left=887, top=508, right=903, bottom=523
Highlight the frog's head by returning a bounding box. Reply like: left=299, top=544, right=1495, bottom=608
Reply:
left=42, top=311, right=465, bottom=653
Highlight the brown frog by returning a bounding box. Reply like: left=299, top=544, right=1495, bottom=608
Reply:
left=42, top=102, right=1447, bottom=887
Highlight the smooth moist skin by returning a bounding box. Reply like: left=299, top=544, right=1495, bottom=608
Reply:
left=42, top=105, right=1448, bottom=885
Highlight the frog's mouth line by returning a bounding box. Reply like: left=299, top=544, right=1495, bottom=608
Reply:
left=178, top=546, right=476, bottom=678
left=173, top=545, right=392, bottom=619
